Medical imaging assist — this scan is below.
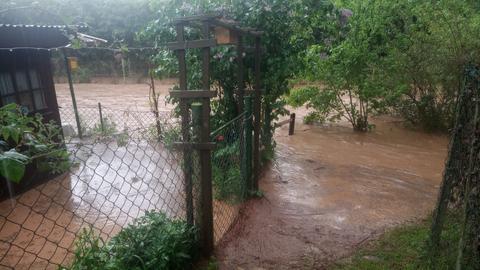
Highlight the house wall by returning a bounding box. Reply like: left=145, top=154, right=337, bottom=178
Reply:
left=0, top=50, right=62, bottom=126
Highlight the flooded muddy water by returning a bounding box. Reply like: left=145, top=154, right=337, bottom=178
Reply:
left=55, top=81, right=175, bottom=112
left=216, top=113, right=448, bottom=269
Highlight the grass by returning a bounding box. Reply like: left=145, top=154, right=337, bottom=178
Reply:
left=332, top=213, right=462, bottom=270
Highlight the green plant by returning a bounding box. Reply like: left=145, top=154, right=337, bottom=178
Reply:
left=297, top=0, right=480, bottom=132
left=212, top=141, right=244, bottom=202
left=93, top=116, right=118, bottom=136
left=159, top=125, right=181, bottom=150
left=64, top=212, right=198, bottom=270
left=139, top=0, right=340, bottom=151
left=0, top=104, right=71, bottom=183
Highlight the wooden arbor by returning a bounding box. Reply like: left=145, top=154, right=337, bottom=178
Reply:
left=167, top=15, right=263, bottom=255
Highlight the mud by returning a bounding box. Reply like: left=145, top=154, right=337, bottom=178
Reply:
left=216, top=113, right=448, bottom=269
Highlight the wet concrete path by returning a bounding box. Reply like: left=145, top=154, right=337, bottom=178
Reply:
left=216, top=115, right=448, bottom=269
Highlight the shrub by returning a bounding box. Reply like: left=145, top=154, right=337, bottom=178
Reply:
left=212, top=139, right=245, bottom=202
left=0, top=104, right=71, bottom=183
left=64, top=212, right=198, bottom=270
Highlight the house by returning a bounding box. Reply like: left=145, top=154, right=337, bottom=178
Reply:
left=0, top=24, right=71, bottom=124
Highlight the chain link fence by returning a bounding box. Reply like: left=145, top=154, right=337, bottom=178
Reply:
left=1, top=100, right=257, bottom=269
left=0, top=105, right=186, bottom=269
left=211, top=112, right=252, bottom=243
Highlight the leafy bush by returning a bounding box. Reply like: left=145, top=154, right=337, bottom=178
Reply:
left=64, top=212, right=198, bottom=270
left=298, top=0, right=480, bottom=132
left=140, top=0, right=340, bottom=152
left=0, top=104, right=71, bottom=183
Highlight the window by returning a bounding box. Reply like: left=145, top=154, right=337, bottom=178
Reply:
left=0, top=73, right=15, bottom=105
left=0, top=69, right=48, bottom=113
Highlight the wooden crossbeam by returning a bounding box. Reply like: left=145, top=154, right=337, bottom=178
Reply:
left=167, top=39, right=217, bottom=50
left=169, top=90, right=217, bottom=98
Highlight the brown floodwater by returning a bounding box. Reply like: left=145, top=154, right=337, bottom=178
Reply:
left=216, top=112, right=448, bottom=269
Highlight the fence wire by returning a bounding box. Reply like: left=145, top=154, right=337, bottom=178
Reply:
left=211, top=113, right=250, bottom=243
left=0, top=106, right=185, bottom=269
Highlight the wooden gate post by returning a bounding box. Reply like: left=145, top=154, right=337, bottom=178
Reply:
left=173, top=22, right=194, bottom=227
left=253, top=36, right=262, bottom=190
left=244, top=96, right=253, bottom=192
left=198, top=20, right=214, bottom=255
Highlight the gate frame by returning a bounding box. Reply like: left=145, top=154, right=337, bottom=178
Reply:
left=168, top=15, right=263, bottom=255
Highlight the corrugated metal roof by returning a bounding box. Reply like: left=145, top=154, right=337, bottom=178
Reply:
left=0, top=24, right=81, bottom=49
left=0, top=24, right=87, bottom=29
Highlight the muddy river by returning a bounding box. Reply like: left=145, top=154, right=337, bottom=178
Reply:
left=216, top=112, right=448, bottom=269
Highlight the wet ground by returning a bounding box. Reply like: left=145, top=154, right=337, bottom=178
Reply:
left=0, top=82, right=238, bottom=269
left=216, top=113, right=448, bottom=269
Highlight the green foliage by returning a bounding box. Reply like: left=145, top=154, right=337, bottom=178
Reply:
left=93, top=116, right=118, bottom=136
left=159, top=124, right=181, bottom=150
left=140, top=0, right=340, bottom=148
left=63, top=212, right=198, bottom=270
left=212, top=141, right=244, bottom=202
left=0, top=150, right=29, bottom=183
left=298, top=0, right=480, bottom=132
left=333, top=212, right=462, bottom=270
left=0, top=104, right=71, bottom=183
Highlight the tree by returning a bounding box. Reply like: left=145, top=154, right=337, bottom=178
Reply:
left=289, top=0, right=480, bottom=132
left=140, top=0, right=339, bottom=153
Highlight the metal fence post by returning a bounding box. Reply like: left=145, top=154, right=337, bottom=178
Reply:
left=63, top=49, right=83, bottom=139
left=244, top=96, right=253, bottom=192
left=98, top=102, right=105, bottom=134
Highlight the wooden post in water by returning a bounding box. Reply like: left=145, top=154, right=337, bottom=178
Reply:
left=289, top=113, right=295, bottom=136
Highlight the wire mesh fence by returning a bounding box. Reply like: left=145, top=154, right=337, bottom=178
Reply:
left=1, top=99, right=257, bottom=268
left=211, top=112, right=251, bottom=243
left=0, top=106, right=186, bottom=269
